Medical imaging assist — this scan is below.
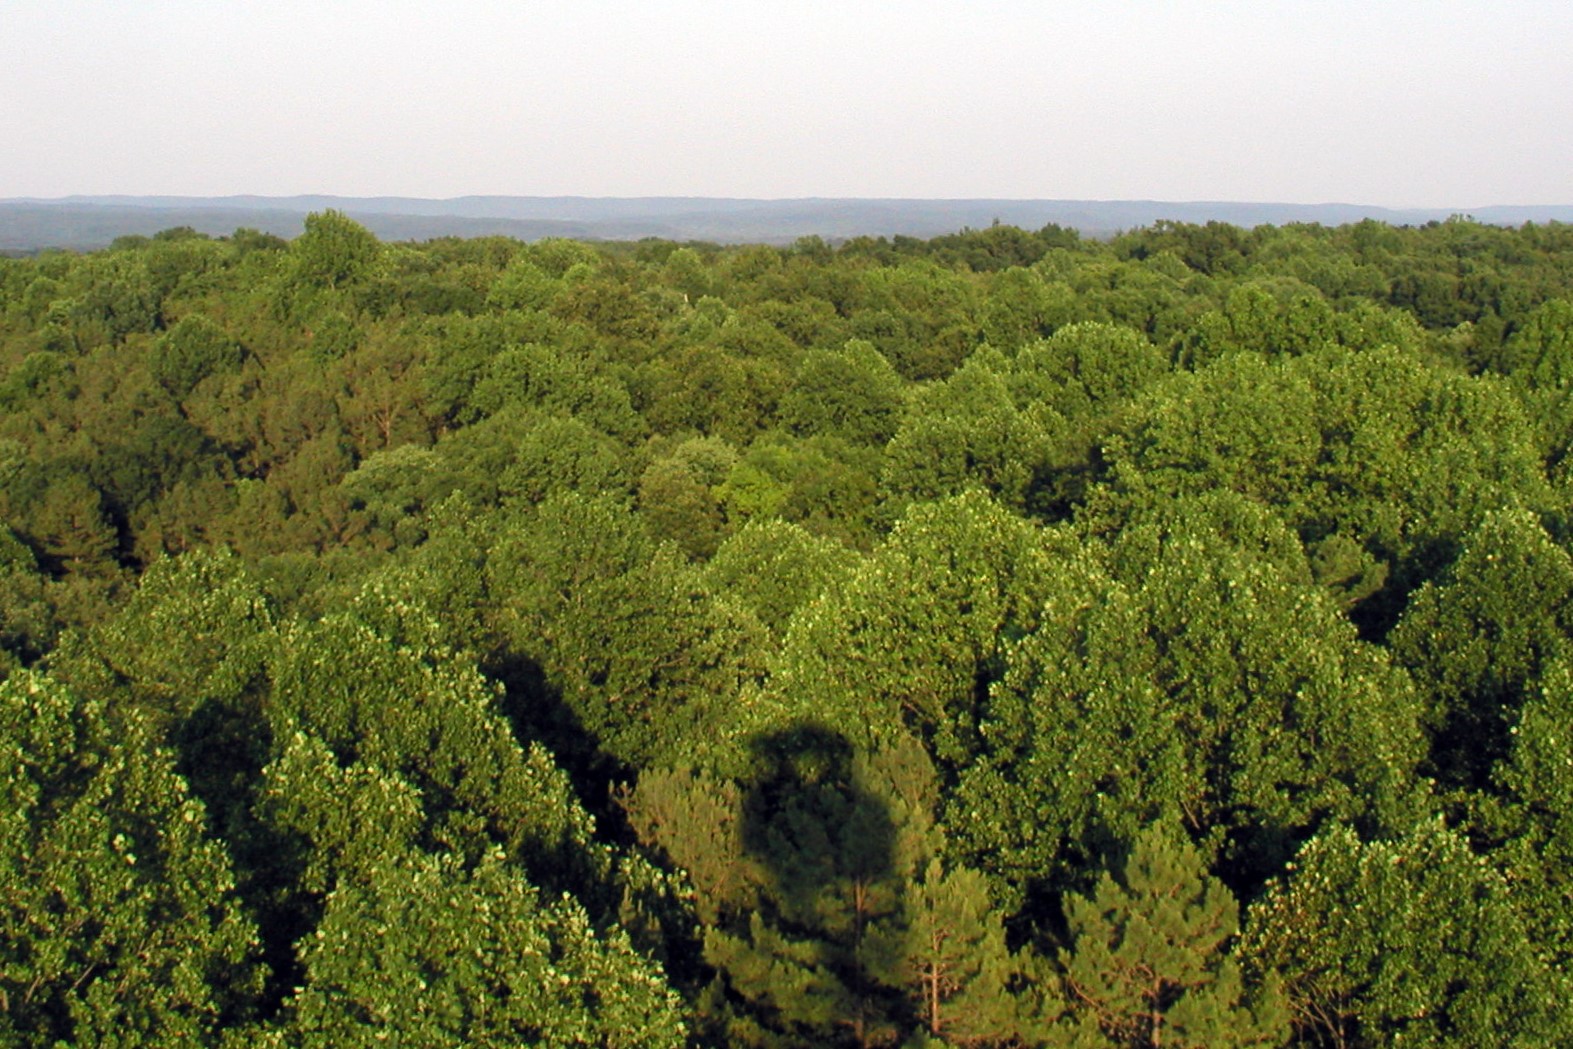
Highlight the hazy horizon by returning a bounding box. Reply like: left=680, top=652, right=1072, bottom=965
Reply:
left=4, top=2, right=1571, bottom=208
left=11, top=191, right=1573, bottom=208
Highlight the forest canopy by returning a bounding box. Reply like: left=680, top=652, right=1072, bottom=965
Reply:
left=3, top=213, right=1573, bottom=1047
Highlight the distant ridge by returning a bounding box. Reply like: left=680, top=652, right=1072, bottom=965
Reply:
left=4, top=195, right=1572, bottom=252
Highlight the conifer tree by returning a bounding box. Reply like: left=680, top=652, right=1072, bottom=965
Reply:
left=1053, top=823, right=1288, bottom=1049
left=701, top=730, right=916, bottom=1048
left=865, top=858, right=1052, bottom=1047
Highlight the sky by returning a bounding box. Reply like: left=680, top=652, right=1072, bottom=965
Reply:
left=2, top=1, right=1570, bottom=207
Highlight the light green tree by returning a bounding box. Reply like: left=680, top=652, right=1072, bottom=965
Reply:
left=1008, top=322, right=1167, bottom=515
left=289, top=210, right=382, bottom=292
left=1481, top=659, right=1573, bottom=988
left=0, top=669, right=259, bottom=1046
left=954, top=494, right=1424, bottom=906
left=881, top=351, right=1056, bottom=514
left=266, top=840, right=685, bottom=1048
left=266, top=605, right=599, bottom=880
left=771, top=490, right=1058, bottom=762
left=705, top=518, right=860, bottom=635
left=1101, top=343, right=1554, bottom=626
left=1241, top=819, right=1566, bottom=1048
left=1499, top=298, right=1573, bottom=476
left=502, top=411, right=633, bottom=504
left=1390, top=508, right=1573, bottom=790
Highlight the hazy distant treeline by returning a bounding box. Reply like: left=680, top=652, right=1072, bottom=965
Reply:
left=8, top=194, right=1573, bottom=252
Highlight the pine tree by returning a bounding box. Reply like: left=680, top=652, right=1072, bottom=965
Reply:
left=865, top=858, right=1051, bottom=1047
left=1053, top=823, right=1288, bottom=1049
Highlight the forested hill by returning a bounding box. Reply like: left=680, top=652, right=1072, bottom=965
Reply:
left=5, top=214, right=1573, bottom=1046
left=7, top=193, right=1573, bottom=251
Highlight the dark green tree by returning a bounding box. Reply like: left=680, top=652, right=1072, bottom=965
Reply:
left=0, top=527, right=57, bottom=675
left=638, top=435, right=739, bottom=559
left=150, top=314, right=245, bottom=400
left=865, top=858, right=1051, bottom=1047
left=779, top=339, right=906, bottom=447
left=1052, top=823, right=1287, bottom=1049
left=486, top=492, right=769, bottom=770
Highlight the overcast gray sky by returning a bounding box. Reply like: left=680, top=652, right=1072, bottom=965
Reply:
left=3, top=1, right=1570, bottom=206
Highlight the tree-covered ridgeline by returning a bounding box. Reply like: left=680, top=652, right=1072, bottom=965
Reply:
left=2, top=212, right=1573, bottom=1046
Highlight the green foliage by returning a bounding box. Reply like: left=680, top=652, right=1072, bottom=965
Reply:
left=638, top=435, right=739, bottom=559
left=629, top=729, right=1047, bottom=1048
left=1053, top=823, right=1288, bottom=1049
left=704, top=736, right=920, bottom=1047
left=1100, top=343, right=1554, bottom=625
left=0, top=669, right=260, bottom=1046
left=272, top=848, right=686, bottom=1048
left=705, top=518, right=859, bottom=634
left=1009, top=322, right=1168, bottom=515
left=1499, top=298, right=1573, bottom=475
left=0, top=350, right=75, bottom=413
left=865, top=858, right=1050, bottom=1046
left=882, top=350, right=1056, bottom=513
left=1176, top=279, right=1337, bottom=365
left=717, top=434, right=882, bottom=548
left=266, top=606, right=598, bottom=876
left=503, top=412, right=633, bottom=504
left=288, top=210, right=382, bottom=293
left=10, top=469, right=120, bottom=574
left=980, top=266, right=1073, bottom=350
left=1483, top=659, right=1573, bottom=979
left=335, top=443, right=451, bottom=549
left=954, top=495, right=1424, bottom=906
left=780, top=339, right=906, bottom=446
left=151, top=313, right=245, bottom=399
left=0, top=527, right=58, bottom=672
left=1011, top=322, right=1167, bottom=417
left=772, top=491, right=1054, bottom=762
left=2, top=218, right=1571, bottom=1045
left=465, top=337, right=644, bottom=440
left=66, top=251, right=163, bottom=346
left=487, top=493, right=769, bottom=771
left=1241, top=820, right=1566, bottom=1048
left=76, top=548, right=275, bottom=724
left=1390, top=508, right=1573, bottom=788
